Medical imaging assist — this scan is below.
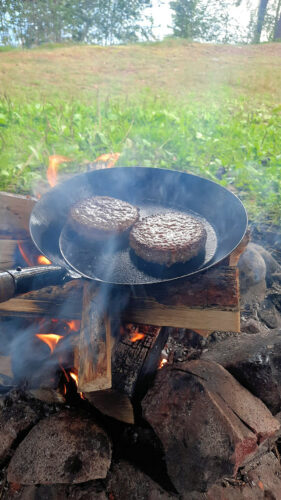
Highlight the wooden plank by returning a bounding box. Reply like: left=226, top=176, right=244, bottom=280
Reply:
left=0, top=191, right=37, bottom=238
left=123, top=306, right=240, bottom=332
left=122, top=266, right=240, bottom=332
left=0, top=266, right=240, bottom=332
left=0, top=239, right=28, bottom=269
left=0, top=281, right=83, bottom=318
left=78, top=282, right=112, bottom=393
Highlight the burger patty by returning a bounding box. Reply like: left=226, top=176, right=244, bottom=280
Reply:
left=69, top=196, right=139, bottom=241
left=129, top=211, right=207, bottom=266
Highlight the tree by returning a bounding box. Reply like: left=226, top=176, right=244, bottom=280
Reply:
left=0, top=0, right=152, bottom=47
left=170, top=0, right=246, bottom=43
left=253, top=0, right=269, bottom=43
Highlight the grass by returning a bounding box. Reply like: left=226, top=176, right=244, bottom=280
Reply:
left=0, top=40, right=281, bottom=223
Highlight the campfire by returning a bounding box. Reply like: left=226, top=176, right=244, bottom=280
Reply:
left=0, top=163, right=281, bottom=499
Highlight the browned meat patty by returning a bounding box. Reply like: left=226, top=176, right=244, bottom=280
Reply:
left=129, top=212, right=207, bottom=266
left=69, top=196, right=139, bottom=242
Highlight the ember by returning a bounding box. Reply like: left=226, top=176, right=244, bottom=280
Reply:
left=130, top=332, right=145, bottom=342
left=66, top=320, right=81, bottom=332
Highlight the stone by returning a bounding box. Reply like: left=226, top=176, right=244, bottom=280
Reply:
left=258, top=298, right=280, bottom=329
left=142, top=360, right=279, bottom=494
left=107, top=460, right=177, bottom=500
left=7, top=410, right=112, bottom=485
left=202, top=330, right=281, bottom=414
left=251, top=243, right=281, bottom=285
left=240, top=318, right=261, bottom=334
left=244, top=452, right=281, bottom=498
left=238, top=244, right=266, bottom=290
left=0, top=393, right=39, bottom=463
left=3, top=482, right=107, bottom=500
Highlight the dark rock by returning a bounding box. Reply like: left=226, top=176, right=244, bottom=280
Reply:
left=107, top=460, right=177, bottom=500
left=240, top=318, right=261, bottom=334
left=2, top=482, right=107, bottom=500
left=258, top=298, right=280, bottom=329
left=251, top=243, right=281, bottom=285
left=0, top=392, right=39, bottom=464
left=243, top=452, right=281, bottom=499
left=238, top=244, right=266, bottom=293
left=142, top=360, right=279, bottom=494
left=7, top=410, right=112, bottom=485
left=202, top=330, right=281, bottom=414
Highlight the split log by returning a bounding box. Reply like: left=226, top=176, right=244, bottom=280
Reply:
left=85, top=323, right=169, bottom=424
left=0, top=355, right=14, bottom=393
left=0, top=191, right=36, bottom=239
left=78, top=282, right=112, bottom=393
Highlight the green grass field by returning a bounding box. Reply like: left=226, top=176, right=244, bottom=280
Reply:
left=0, top=40, right=281, bottom=222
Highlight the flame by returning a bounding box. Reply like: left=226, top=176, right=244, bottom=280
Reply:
left=37, top=255, right=52, bottom=265
left=47, top=155, right=72, bottom=188
left=69, top=371, right=85, bottom=399
left=130, top=332, right=145, bottom=343
left=36, top=333, right=63, bottom=353
left=17, top=241, right=33, bottom=266
left=70, top=371, right=78, bottom=385
left=159, top=358, right=168, bottom=369
left=94, top=152, right=120, bottom=168
left=66, top=320, right=81, bottom=332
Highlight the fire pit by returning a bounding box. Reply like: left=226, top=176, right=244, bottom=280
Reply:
left=0, top=171, right=281, bottom=499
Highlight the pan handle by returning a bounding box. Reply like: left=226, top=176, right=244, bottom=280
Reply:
left=0, top=266, right=75, bottom=303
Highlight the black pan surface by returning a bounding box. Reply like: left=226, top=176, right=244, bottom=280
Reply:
left=29, top=167, right=248, bottom=285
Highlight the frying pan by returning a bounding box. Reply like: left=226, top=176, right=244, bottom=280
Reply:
left=0, top=167, right=248, bottom=302
left=28, top=167, right=247, bottom=285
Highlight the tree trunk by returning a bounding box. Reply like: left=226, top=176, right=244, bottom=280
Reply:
left=253, top=0, right=269, bottom=43
left=274, top=14, right=281, bottom=40
left=273, top=0, right=281, bottom=40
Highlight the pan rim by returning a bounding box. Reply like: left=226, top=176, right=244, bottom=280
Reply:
left=29, top=166, right=248, bottom=285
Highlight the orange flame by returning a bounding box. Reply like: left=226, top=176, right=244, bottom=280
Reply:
left=36, top=333, right=64, bottom=353
left=130, top=332, right=145, bottom=343
left=94, top=152, right=120, bottom=168
left=66, top=320, right=81, bottom=332
left=159, top=358, right=168, bottom=369
left=70, top=371, right=78, bottom=385
left=47, top=155, right=72, bottom=188
left=18, top=241, right=33, bottom=267
left=69, top=371, right=85, bottom=399
left=37, top=255, right=52, bottom=265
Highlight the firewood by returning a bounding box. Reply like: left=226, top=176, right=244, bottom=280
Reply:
left=0, top=239, right=28, bottom=269
left=0, top=266, right=240, bottom=334
left=78, top=282, right=112, bottom=393
left=0, top=191, right=36, bottom=238
left=122, top=266, right=240, bottom=333
left=0, top=280, right=83, bottom=319
left=85, top=324, right=169, bottom=424
left=0, top=355, right=13, bottom=391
